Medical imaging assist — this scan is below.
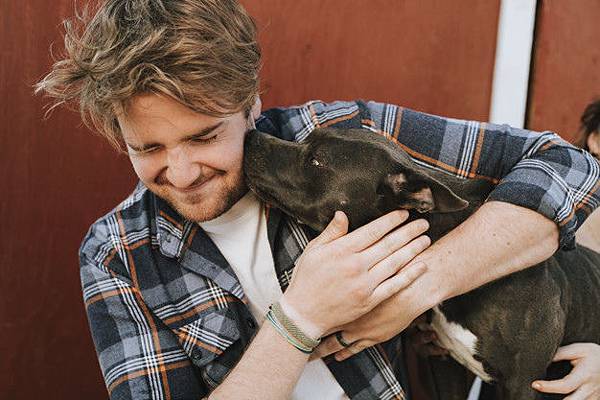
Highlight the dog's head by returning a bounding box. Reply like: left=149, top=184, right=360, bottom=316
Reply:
left=244, top=127, right=469, bottom=232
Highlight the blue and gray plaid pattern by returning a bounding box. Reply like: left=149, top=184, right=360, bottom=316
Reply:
left=80, top=100, right=600, bottom=399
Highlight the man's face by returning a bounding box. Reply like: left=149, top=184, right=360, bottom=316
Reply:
left=118, top=94, right=260, bottom=222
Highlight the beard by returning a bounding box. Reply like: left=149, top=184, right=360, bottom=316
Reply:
left=151, top=166, right=249, bottom=223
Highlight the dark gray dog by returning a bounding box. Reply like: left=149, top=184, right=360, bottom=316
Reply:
left=243, top=127, right=600, bottom=400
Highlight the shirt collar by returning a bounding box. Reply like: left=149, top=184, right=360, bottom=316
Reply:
left=150, top=186, right=246, bottom=301
left=151, top=190, right=190, bottom=259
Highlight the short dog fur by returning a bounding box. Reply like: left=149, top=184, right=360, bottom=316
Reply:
left=243, top=127, right=600, bottom=400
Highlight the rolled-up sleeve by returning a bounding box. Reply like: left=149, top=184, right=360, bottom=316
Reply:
left=363, top=101, right=600, bottom=250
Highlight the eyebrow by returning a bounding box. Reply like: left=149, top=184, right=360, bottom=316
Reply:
left=126, top=121, right=225, bottom=152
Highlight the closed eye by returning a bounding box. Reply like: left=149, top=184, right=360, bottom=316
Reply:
left=129, top=145, right=161, bottom=156
left=189, top=135, right=218, bottom=144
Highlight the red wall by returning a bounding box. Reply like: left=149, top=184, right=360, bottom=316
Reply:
left=1, top=2, right=137, bottom=398
left=245, top=0, right=500, bottom=121
left=527, top=0, right=600, bottom=141
left=1, top=1, right=499, bottom=398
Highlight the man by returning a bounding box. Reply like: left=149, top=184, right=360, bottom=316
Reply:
left=576, top=99, right=600, bottom=252
left=36, top=1, right=600, bottom=399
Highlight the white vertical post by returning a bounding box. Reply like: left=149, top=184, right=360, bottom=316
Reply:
left=468, top=2, right=538, bottom=399
left=488, top=0, right=537, bottom=128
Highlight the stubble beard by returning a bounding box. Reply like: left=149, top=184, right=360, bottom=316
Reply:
left=155, top=168, right=249, bottom=223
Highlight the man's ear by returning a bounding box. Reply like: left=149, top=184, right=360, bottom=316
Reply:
left=380, top=171, right=469, bottom=213
left=251, top=96, right=262, bottom=121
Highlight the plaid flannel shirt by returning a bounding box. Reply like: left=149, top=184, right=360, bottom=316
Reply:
left=80, top=100, right=600, bottom=400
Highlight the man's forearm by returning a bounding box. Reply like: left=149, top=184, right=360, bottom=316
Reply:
left=208, top=321, right=309, bottom=399
left=409, top=201, right=559, bottom=308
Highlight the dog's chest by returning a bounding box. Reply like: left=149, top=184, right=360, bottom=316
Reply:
left=430, top=306, right=493, bottom=382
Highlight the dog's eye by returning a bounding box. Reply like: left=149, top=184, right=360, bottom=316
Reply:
left=310, top=158, right=322, bottom=167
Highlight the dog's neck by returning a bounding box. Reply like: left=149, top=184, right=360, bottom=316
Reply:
left=419, top=169, right=495, bottom=242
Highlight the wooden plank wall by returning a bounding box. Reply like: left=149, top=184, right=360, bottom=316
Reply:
left=1, top=1, right=500, bottom=398
left=527, top=0, right=600, bottom=142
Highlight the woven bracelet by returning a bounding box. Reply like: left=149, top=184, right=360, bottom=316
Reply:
left=266, top=309, right=313, bottom=354
left=270, top=302, right=321, bottom=349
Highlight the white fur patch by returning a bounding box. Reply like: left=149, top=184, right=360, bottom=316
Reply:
left=430, top=307, right=493, bottom=382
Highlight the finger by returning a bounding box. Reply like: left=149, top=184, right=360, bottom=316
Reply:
left=532, top=368, right=585, bottom=394
left=310, top=211, right=349, bottom=246
left=409, top=313, right=428, bottom=327
left=334, top=340, right=373, bottom=362
left=339, top=210, right=409, bottom=252
left=370, top=261, right=427, bottom=305
left=310, top=334, right=345, bottom=360
left=368, top=234, right=431, bottom=286
left=563, top=388, right=588, bottom=400
left=553, top=343, right=588, bottom=362
left=362, top=219, right=429, bottom=267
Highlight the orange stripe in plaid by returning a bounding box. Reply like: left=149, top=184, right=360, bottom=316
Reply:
left=392, top=107, right=404, bottom=139
left=180, top=224, right=198, bottom=255
left=107, top=360, right=192, bottom=395
left=85, top=287, right=136, bottom=308
left=364, top=115, right=497, bottom=181
left=361, top=118, right=376, bottom=128
left=159, top=210, right=184, bottom=231
left=124, top=238, right=150, bottom=251
left=117, top=209, right=173, bottom=400
left=376, top=128, right=499, bottom=184
left=576, top=173, right=600, bottom=212
left=559, top=210, right=575, bottom=227
left=308, top=103, right=320, bottom=128
left=164, top=296, right=237, bottom=326
left=467, top=123, right=486, bottom=178
left=103, top=248, right=118, bottom=267
left=321, top=111, right=360, bottom=127
left=374, top=344, right=406, bottom=400
left=177, top=332, right=223, bottom=355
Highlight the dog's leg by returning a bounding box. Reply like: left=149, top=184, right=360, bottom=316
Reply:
left=426, top=356, right=474, bottom=400
left=498, top=376, right=549, bottom=400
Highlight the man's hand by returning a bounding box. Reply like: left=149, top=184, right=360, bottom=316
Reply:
left=309, top=255, right=434, bottom=362
left=283, top=210, right=430, bottom=338
left=532, top=343, right=600, bottom=400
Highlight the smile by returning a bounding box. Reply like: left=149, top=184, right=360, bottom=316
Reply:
left=171, top=176, right=216, bottom=201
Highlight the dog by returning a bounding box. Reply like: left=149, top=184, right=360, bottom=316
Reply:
left=243, top=127, right=600, bottom=399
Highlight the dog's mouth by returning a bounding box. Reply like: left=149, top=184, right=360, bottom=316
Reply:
left=244, top=174, right=308, bottom=225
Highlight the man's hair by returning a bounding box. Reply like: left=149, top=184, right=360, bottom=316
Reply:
left=576, top=98, right=600, bottom=150
left=35, top=0, right=261, bottom=149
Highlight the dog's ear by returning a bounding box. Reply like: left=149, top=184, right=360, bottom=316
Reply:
left=378, top=171, right=469, bottom=213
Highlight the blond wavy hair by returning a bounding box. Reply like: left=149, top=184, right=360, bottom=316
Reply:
left=35, top=0, right=261, bottom=149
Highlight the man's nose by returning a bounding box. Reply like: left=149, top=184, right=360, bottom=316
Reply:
left=164, top=146, right=201, bottom=189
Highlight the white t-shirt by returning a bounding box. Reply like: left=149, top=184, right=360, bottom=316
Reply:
left=199, top=192, right=348, bottom=399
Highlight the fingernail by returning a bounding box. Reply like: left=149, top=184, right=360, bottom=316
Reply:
left=335, top=354, right=344, bottom=362
left=532, top=382, right=541, bottom=390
